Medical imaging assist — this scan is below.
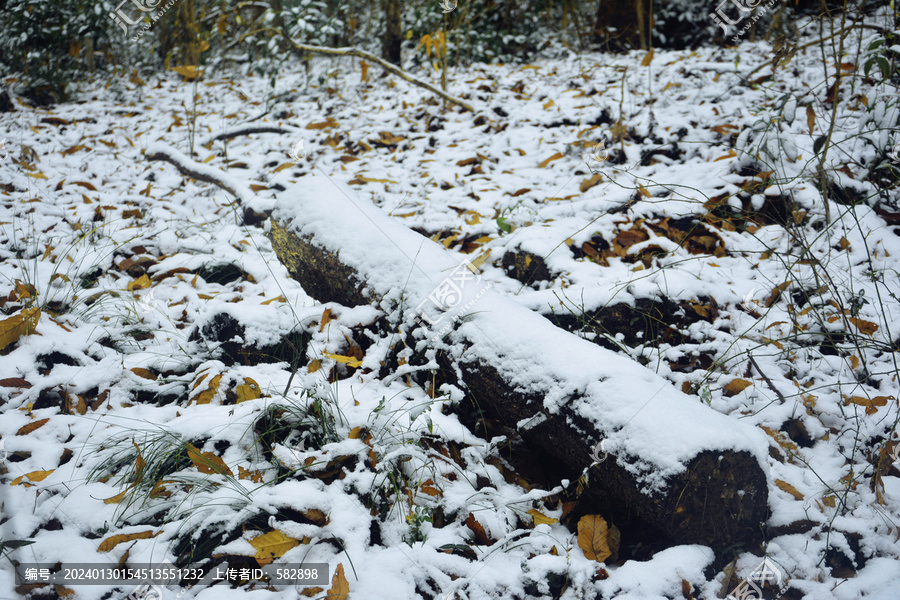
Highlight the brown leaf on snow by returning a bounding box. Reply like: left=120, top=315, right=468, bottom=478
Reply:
left=580, top=173, right=603, bottom=193
left=306, top=117, right=339, bottom=130
left=97, top=530, right=158, bottom=552
left=185, top=442, right=233, bottom=476
left=16, top=418, right=49, bottom=436
left=723, top=378, right=752, bottom=397
left=327, top=563, right=349, bottom=600
left=775, top=479, right=804, bottom=500
left=842, top=394, right=891, bottom=415
left=465, top=513, right=494, bottom=545
left=538, top=152, right=565, bottom=168
left=848, top=317, right=878, bottom=336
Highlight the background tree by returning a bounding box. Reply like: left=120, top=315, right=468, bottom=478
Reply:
left=382, top=0, right=402, bottom=65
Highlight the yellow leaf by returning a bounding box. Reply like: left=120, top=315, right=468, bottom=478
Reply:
left=261, top=295, right=286, bottom=305
left=775, top=479, right=804, bottom=500
left=0, top=307, right=41, bottom=352
left=580, top=173, right=603, bottom=193
left=235, top=378, right=261, bottom=403
left=217, top=14, right=227, bottom=35
left=170, top=65, right=200, bottom=80
left=103, top=489, right=130, bottom=505
left=577, top=514, right=613, bottom=562
left=185, top=442, right=233, bottom=476
left=133, top=441, right=145, bottom=485
left=320, top=308, right=335, bottom=333
left=250, top=530, right=300, bottom=564
left=327, top=563, right=349, bottom=600
left=527, top=509, right=558, bottom=526
left=26, top=171, right=49, bottom=180
left=420, top=478, right=441, bottom=497
left=16, top=418, right=49, bottom=436
left=238, top=466, right=265, bottom=483
left=806, top=105, right=815, bottom=136
left=193, top=373, right=223, bottom=405
left=543, top=99, right=554, bottom=109
left=128, top=275, right=151, bottom=291
left=843, top=394, right=891, bottom=415
left=469, top=249, right=491, bottom=270
left=723, top=378, right=752, bottom=397
left=360, top=60, right=369, bottom=83
left=274, top=162, right=295, bottom=173
left=307, top=359, right=322, bottom=373
left=130, top=367, right=157, bottom=381
left=348, top=175, right=398, bottom=185
left=640, top=49, right=655, bottom=67
left=97, top=530, right=157, bottom=552
left=306, top=117, right=339, bottom=130
left=323, top=352, right=363, bottom=368
left=10, top=470, right=55, bottom=486
left=538, top=152, right=565, bottom=168
left=61, top=144, right=88, bottom=156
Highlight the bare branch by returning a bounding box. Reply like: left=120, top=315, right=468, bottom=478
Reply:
left=252, top=27, right=476, bottom=113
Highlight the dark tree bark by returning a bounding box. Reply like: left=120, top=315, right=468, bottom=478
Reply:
left=594, top=0, right=652, bottom=51
left=381, top=0, right=402, bottom=65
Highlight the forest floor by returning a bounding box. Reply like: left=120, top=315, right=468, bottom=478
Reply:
left=1, top=14, right=900, bottom=600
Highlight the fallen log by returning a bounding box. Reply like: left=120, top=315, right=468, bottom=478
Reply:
left=268, top=175, right=771, bottom=547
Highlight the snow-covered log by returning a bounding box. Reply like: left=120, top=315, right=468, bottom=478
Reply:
left=268, top=176, right=771, bottom=547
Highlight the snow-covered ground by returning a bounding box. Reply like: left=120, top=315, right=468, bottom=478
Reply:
left=1, top=16, right=900, bottom=600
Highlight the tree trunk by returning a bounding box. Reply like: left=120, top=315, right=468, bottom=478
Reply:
left=594, top=0, right=651, bottom=51
left=381, top=0, right=402, bottom=65
left=267, top=176, right=770, bottom=548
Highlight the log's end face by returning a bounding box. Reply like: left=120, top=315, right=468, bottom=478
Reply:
left=268, top=218, right=369, bottom=307
left=663, top=450, right=769, bottom=547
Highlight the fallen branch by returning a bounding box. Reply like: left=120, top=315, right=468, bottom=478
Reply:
left=206, top=124, right=298, bottom=144
left=252, top=28, right=475, bottom=113
left=146, top=142, right=258, bottom=206
left=268, top=175, right=770, bottom=547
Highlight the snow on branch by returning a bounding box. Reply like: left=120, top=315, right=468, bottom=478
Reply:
left=145, top=142, right=258, bottom=205
left=255, top=28, right=476, bottom=113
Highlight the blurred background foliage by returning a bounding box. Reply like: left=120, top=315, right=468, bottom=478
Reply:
left=0, top=0, right=894, bottom=104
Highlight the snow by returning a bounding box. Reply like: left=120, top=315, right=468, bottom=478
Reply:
left=2, top=10, right=900, bottom=600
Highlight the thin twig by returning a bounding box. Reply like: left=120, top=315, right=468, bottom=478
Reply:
left=748, top=354, right=788, bottom=404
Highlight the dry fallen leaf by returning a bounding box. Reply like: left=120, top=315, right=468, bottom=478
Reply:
left=723, top=378, right=753, bottom=397
left=775, top=479, right=804, bottom=500
left=580, top=173, right=603, bottom=193
left=538, top=152, right=565, bottom=168
left=577, top=514, right=613, bottom=562
left=327, top=563, right=349, bottom=600
left=0, top=307, right=41, bottom=352
left=320, top=308, right=334, bottom=332
left=250, top=530, right=300, bottom=565
left=185, top=442, right=233, bottom=476
left=16, top=418, right=49, bottom=436
left=97, top=530, right=158, bottom=552
left=10, top=470, right=55, bottom=486
left=323, top=352, right=363, bottom=368
left=526, top=508, right=559, bottom=526
left=235, top=378, right=261, bottom=403
left=848, top=317, right=878, bottom=336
